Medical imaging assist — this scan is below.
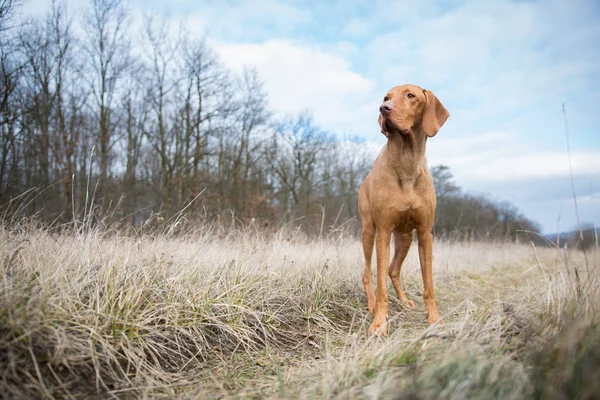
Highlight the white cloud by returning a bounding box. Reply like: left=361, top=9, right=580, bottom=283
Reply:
left=216, top=39, right=376, bottom=135
left=428, top=132, right=600, bottom=183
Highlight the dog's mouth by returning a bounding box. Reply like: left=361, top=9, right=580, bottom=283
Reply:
left=381, top=115, right=409, bottom=135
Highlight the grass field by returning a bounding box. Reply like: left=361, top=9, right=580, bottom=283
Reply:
left=0, top=222, right=598, bottom=399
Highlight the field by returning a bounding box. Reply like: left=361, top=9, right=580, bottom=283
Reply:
left=1, top=222, right=599, bottom=399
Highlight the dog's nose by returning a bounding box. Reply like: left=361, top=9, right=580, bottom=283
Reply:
left=380, top=102, right=393, bottom=114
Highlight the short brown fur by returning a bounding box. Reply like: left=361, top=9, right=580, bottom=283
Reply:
left=358, top=84, right=449, bottom=335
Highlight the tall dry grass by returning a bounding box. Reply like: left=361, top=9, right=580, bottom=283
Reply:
left=0, top=219, right=598, bottom=399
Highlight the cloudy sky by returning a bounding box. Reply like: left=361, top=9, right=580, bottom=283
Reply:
left=23, top=0, right=600, bottom=234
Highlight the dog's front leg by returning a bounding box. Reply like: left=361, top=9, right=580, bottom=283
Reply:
left=369, top=228, right=392, bottom=335
left=417, top=229, right=443, bottom=325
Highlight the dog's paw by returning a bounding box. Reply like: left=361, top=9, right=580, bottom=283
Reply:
left=401, top=299, right=416, bottom=309
left=368, top=319, right=388, bottom=336
left=427, top=311, right=444, bottom=326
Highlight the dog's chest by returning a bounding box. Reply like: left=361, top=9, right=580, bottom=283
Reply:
left=373, top=184, right=432, bottom=232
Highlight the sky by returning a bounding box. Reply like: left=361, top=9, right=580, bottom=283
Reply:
left=21, top=0, right=600, bottom=234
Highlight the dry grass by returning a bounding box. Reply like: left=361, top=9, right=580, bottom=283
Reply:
left=0, top=222, right=599, bottom=399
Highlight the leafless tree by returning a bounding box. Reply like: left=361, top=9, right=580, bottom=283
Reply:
left=82, top=0, right=131, bottom=208
left=140, top=14, right=183, bottom=211
left=268, top=113, right=332, bottom=223
left=181, top=34, right=233, bottom=215
left=0, top=1, right=22, bottom=197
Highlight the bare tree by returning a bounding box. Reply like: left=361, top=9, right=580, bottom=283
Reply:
left=50, top=0, right=76, bottom=208
left=82, top=0, right=130, bottom=208
left=124, top=89, right=145, bottom=199
left=269, top=113, right=332, bottom=223
left=226, top=68, right=270, bottom=216
left=140, top=14, right=184, bottom=211
left=0, top=1, right=22, bottom=197
left=331, top=139, right=371, bottom=224
left=9, top=0, right=84, bottom=217
left=181, top=34, right=232, bottom=215
left=0, top=0, right=20, bottom=35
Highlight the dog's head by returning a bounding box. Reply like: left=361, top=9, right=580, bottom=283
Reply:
left=378, top=84, right=449, bottom=138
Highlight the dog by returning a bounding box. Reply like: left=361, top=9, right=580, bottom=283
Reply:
left=358, top=84, right=449, bottom=335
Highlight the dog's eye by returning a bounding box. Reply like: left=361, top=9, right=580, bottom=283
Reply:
left=407, top=93, right=415, bottom=99
left=384, top=96, right=390, bottom=101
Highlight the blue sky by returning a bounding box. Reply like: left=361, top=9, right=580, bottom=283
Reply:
left=24, top=0, right=600, bottom=234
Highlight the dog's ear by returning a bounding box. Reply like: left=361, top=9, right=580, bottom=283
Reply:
left=422, top=90, right=449, bottom=138
left=378, top=113, right=390, bottom=138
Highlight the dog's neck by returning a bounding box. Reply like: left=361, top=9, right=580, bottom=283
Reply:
left=384, top=127, right=428, bottom=184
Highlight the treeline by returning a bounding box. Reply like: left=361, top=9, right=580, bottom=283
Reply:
left=0, top=0, right=371, bottom=232
left=549, top=225, right=599, bottom=251
left=0, top=0, right=540, bottom=239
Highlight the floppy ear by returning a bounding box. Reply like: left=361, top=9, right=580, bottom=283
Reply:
left=378, top=113, right=390, bottom=138
left=421, top=90, right=449, bottom=138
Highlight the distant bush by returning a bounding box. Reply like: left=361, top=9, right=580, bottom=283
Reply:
left=567, top=224, right=599, bottom=251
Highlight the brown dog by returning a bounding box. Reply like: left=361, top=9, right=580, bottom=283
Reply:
left=358, top=84, right=449, bottom=335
